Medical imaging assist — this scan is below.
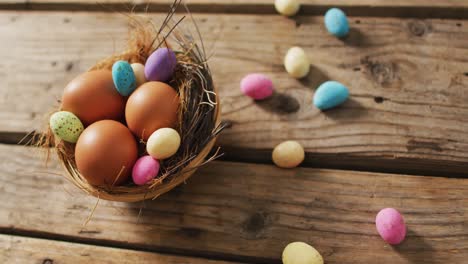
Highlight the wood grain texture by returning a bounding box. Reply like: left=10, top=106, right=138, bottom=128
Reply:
left=0, top=0, right=467, bottom=19
left=0, top=144, right=466, bottom=263
left=1, top=12, right=468, bottom=175
left=0, top=234, right=242, bottom=263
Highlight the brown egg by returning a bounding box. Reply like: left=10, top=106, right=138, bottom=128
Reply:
left=125, top=82, right=179, bottom=141
left=75, top=120, right=138, bottom=186
left=61, top=70, right=125, bottom=126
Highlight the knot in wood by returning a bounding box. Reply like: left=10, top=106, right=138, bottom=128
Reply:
left=408, top=21, right=428, bottom=37
left=42, top=259, right=54, bottom=264
left=370, top=62, right=395, bottom=86
left=242, top=212, right=268, bottom=236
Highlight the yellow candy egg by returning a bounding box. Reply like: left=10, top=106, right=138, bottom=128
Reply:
left=282, top=242, right=323, bottom=264
left=284, top=47, right=310, bottom=78
left=131, top=63, right=147, bottom=87
left=275, top=0, right=300, bottom=16
left=49, top=111, right=84, bottom=143
left=146, top=128, right=181, bottom=159
left=272, top=140, right=305, bottom=168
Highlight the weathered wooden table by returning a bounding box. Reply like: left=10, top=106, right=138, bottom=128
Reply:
left=1, top=0, right=467, bottom=263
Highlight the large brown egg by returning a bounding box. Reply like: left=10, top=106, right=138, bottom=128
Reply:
left=61, top=70, right=125, bottom=126
left=125, top=81, right=179, bottom=141
left=75, top=120, right=138, bottom=186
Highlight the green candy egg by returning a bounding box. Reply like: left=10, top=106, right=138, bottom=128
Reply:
left=49, top=111, right=84, bottom=143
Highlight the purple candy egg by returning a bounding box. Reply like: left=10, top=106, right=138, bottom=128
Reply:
left=240, top=73, right=274, bottom=100
left=132, top=155, right=160, bottom=186
left=145, top=48, right=177, bottom=82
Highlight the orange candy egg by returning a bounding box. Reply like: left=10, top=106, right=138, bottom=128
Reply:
left=61, top=70, right=126, bottom=126
left=125, top=82, right=179, bottom=141
left=75, top=120, right=138, bottom=186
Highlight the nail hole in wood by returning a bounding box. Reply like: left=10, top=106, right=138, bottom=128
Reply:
left=63, top=18, right=70, bottom=23
left=66, top=62, right=74, bottom=72
left=456, top=23, right=462, bottom=27
left=355, top=20, right=361, bottom=24
left=353, top=67, right=361, bottom=71
left=295, top=20, right=302, bottom=28
left=464, top=72, right=468, bottom=77
left=374, top=97, right=384, bottom=103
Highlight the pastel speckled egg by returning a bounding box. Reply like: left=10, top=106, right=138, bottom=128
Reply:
left=131, top=63, right=147, bottom=87
left=324, top=8, right=349, bottom=37
left=313, top=81, right=349, bottom=110
left=282, top=242, right=324, bottom=264
left=376, top=208, right=407, bottom=245
left=147, top=128, right=181, bottom=160
left=132, top=155, right=160, bottom=185
left=112, top=60, right=137, bottom=96
left=275, top=0, right=300, bottom=16
left=272, top=140, right=305, bottom=168
left=49, top=111, right=84, bottom=143
left=145, top=48, right=177, bottom=82
left=240, top=73, right=274, bottom=100
left=284, top=47, right=310, bottom=79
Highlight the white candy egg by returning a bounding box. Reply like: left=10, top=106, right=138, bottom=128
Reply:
left=146, top=128, right=181, bottom=159
left=275, top=0, right=300, bottom=16
left=131, top=63, right=147, bottom=87
left=284, top=47, right=310, bottom=79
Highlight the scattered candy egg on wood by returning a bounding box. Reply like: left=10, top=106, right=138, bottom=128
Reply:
left=376, top=208, right=407, bottom=245
left=125, top=81, right=180, bottom=141
left=49, top=111, right=84, bottom=143
left=275, top=0, right=300, bottom=17
left=284, top=47, right=310, bottom=79
left=61, top=70, right=125, bottom=126
left=145, top=47, right=177, bottom=82
left=324, top=8, right=349, bottom=38
left=132, top=155, right=160, bottom=186
left=313, top=81, right=349, bottom=110
left=272, top=140, right=305, bottom=168
left=131, top=63, right=147, bottom=87
left=240, top=73, right=274, bottom=100
left=282, top=242, right=324, bottom=264
left=147, top=128, right=181, bottom=160
left=112, top=60, right=137, bottom=96
left=75, top=120, right=138, bottom=186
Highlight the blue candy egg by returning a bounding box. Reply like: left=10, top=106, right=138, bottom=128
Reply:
left=313, top=81, right=349, bottom=110
left=324, top=8, right=349, bottom=37
left=112, top=60, right=137, bottom=96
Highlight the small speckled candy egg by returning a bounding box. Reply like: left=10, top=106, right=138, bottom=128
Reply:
left=272, top=140, right=305, bottom=168
left=275, top=0, right=300, bottom=16
left=49, top=111, right=84, bottom=143
left=145, top=48, right=177, bottom=82
left=282, top=242, right=324, bottom=264
left=131, top=63, right=147, bottom=87
left=313, top=81, right=349, bottom=110
left=284, top=47, right=310, bottom=79
left=132, top=155, right=160, bottom=186
left=147, top=128, right=181, bottom=160
left=112, top=60, right=137, bottom=96
left=376, top=208, right=407, bottom=245
left=324, top=8, right=349, bottom=38
left=240, top=73, right=274, bottom=100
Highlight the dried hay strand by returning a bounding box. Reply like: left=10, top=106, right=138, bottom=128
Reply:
left=42, top=0, right=225, bottom=202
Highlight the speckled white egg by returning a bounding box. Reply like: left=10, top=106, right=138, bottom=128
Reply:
left=131, top=63, right=147, bottom=87
left=272, top=140, right=305, bottom=168
left=284, top=47, right=310, bottom=79
left=275, top=0, right=300, bottom=16
left=49, top=111, right=84, bottom=143
left=282, top=242, right=324, bottom=264
left=146, top=128, right=181, bottom=159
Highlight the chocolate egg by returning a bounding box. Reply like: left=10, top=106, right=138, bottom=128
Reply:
left=125, top=82, right=179, bottom=141
left=61, top=70, right=125, bottom=126
left=75, top=120, right=138, bottom=186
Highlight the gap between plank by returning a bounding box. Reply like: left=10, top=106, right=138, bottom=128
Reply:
left=0, top=2, right=467, bottom=19
left=2, top=131, right=467, bottom=178
left=0, top=227, right=275, bottom=264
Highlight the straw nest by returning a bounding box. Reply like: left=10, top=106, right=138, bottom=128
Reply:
left=43, top=1, right=224, bottom=202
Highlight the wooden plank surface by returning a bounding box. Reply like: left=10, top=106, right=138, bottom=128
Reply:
left=0, top=234, right=242, bottom=263
left=1, top=12, right=468, bottom=175
left=0, top=144, right=466, bottom=263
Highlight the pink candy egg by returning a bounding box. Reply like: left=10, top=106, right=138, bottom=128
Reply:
left=132, top=155, right=160, bottom=186
left=240, top=73, right=274, bottom=100
left=376, top=208, right=406, bottom=245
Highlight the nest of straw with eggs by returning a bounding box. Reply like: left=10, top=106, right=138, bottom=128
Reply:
left=42, top=1, right=224, bottom=202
